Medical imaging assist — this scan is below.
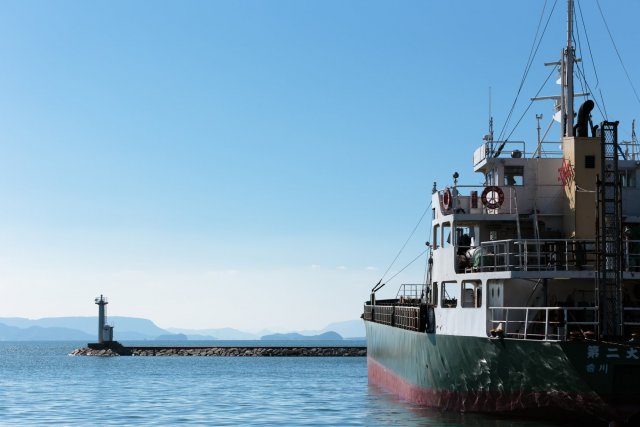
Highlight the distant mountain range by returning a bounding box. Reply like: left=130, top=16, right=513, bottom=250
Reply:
left=0, top=316, right=169, bottom=340
left=0, top=322, right=94, bottom=341
left=0, top=317, right=364, bottom=341
left=167, top=319, right=364, bottom=341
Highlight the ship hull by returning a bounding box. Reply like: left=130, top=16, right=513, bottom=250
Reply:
left=366, top=320, right=640, bottom=422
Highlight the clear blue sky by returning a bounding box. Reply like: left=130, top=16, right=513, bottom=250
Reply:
left=1, top=1, right=639, bottom=331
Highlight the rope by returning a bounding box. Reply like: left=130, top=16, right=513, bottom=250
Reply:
left=575, top=0, right=600, bottom=90
left=378, top=200, right=431, bottom=284
left=503, top=64, right=558, bottom=143
left=574, top=1, right=608, bottom=120
left=572, top=5, right=589, bottom=101
left=422, top=217, right=433, bottom=284
left=497, top=0, right=558, bottom=145
left=384, top=248, right=430, bottom=285
left=595, top=0, right=640, bottom=107
left=574, top=62, right=607, bottom=120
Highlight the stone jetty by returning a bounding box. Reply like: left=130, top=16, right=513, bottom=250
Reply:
left=70, top=346, right=367, bottom=357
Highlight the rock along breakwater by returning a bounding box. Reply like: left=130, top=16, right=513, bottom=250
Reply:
left=70, top=346, right=367, bottom=357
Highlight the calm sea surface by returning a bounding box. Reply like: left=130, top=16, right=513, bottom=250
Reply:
left=0, top=341, right=584, bottom=426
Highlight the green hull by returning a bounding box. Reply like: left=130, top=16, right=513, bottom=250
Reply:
left=366, top=320, right=640, bottom=422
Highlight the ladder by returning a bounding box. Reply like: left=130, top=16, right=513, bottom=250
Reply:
left=596, top=121, right=624, bottom=339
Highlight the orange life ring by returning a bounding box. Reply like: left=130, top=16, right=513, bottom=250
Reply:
left=442, top=187, right=452, bottom=210
left=481, top=186, right=504, bottom=210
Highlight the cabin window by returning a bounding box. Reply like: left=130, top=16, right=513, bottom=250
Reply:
left=442, top=222, right=451, bottom=248
left=621, top=170, right=636, bottom=188
left=441, top=281, right=459, bottom=308
left=433, top=224, right=440, bottom=248
left=461, top=281, right=482, bottom=308
left=504, top=166, right=524, bottom=186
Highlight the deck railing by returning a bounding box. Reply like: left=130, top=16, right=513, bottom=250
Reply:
left=474, top=239, right=598, bottom=272
left=363, top=303, right=424, bottom=332
left=396, top=284, right=424, bottom=301
left=373, top=305, right=394, bottom=326
left=489, top=306, right=598, bottom=341
left=490, top=306, right=640, bottom=341
left=473, top=141, right=568, bottom=166
left=366, top=304, right=640, bottom=338
left=462, top=238, right=640, bottom=273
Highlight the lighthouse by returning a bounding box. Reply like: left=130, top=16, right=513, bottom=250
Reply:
left=94, top=295, right=114, bottom=343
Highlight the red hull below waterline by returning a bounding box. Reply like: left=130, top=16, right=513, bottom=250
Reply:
left=369, top=356, right=605, bottom=419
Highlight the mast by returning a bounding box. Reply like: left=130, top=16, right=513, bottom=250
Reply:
left=563, top=0, right=575, bottom=137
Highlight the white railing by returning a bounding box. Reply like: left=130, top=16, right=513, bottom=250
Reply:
left=469, top=238, right=640, bottom=273
left=473, top=141, right=563, bottom=166
left=396, top=284, right=424, bottom=300
left=461, top=239, right=593, bottom=272
left=489, top=306, right=598, bottom=341
left=490, top=306, right=640, bottom=340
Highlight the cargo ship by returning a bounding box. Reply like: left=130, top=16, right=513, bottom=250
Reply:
left=363, top=1, right=640, bottom=424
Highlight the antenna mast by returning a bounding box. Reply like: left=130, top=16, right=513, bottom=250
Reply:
left=563, top=0, right=575, bottom=137
left=483, top=87, right=494, bottom=155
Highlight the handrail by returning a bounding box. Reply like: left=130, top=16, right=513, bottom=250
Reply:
left=473, top=141, right=566, bottom=166
left=396, top=284, right=424, bottom=300
left=364, top=302, right=423, bottom=332
left=438, top=185, right=519, bottom=215
left=460, top=238, right=633, bottom=273
left=489, top=306, right=598, bottom=341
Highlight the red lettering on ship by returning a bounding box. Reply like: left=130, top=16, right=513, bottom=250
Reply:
left=558, top=158, right=575, bottom=187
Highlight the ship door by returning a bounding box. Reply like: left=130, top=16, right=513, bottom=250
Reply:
left=487, top=280, right=504, bottom=335
left=488, top=280, right=504, bottom=307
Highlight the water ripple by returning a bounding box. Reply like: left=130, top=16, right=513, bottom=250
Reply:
left=0, top=342, right=575, bottom=426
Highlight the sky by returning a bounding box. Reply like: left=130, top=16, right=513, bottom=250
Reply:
left=1, top=1, right=640, bottom=332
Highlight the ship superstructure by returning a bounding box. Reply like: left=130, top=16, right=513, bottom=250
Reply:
left=363, top=1, right=640, bottom=423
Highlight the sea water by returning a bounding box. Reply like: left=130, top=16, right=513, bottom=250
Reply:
left=0, top=341, right=580, bottom=426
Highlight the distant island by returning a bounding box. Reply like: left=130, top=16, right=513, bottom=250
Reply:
left=261, top=331, right=342, bottom=341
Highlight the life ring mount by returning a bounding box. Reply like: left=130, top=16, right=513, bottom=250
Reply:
left=481, top=186, right=504, bottom=210
left=442, top=187, right=452, bottom=210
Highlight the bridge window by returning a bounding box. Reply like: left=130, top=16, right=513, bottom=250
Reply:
left=442, top=222, right=451, bottom=248
left=433, top=224, right=440, bottom=248
left=504, top=166, right=524, bottom=186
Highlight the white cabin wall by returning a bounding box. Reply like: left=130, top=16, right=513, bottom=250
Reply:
left=431, top=245, right=457, bottom=283
left=435, top=305, right=487, bottom=337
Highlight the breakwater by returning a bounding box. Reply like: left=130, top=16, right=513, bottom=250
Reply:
left=70, top=346, right=366, bottom=357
